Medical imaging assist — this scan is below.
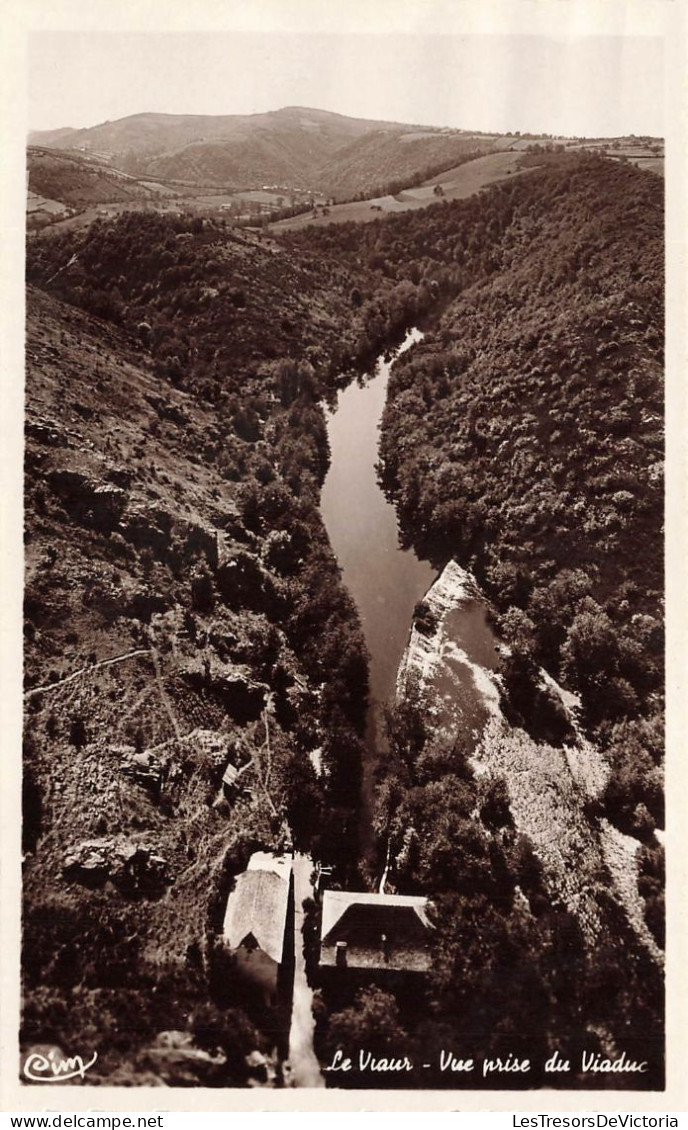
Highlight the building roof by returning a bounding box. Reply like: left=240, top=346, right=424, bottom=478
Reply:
left=321, top=890, right=432, bottom=939
left=222, top=762, right=240, bottom=786
left=320, top=890, right=433, bottom=972
left=223, top=852, right=292, bottom=964
left=246, top=851, right=292, bottom=881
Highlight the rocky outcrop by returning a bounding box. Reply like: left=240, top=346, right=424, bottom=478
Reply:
left=63, top=838, right=170, bottom=897
left=395, top=560, right=662, bottom=964
left=188, top=728, right=233, bottom=771
left=125, top=585, right=169, bottom=623
left=26, top=418, right=66, bottom=447
left=397, top=560, right=485, bottom=695
left=120, top=749, right=165, bottom=794
left=132, top=1031, right=275, bottom=1088
left=180, top=656, right=268, bottom=723
left=62, top=841, right=110, bottom=886
left=144, top=394, right=190, bottom=428
left=48, top=469, right=129, bottom=532
left=396, top=560, right=502, bottom=746
left=120, top=504, right=172, bottom=556
left=215, top=550, right=273, bottom=613
left=137, top=1030, right=227, bottom=1087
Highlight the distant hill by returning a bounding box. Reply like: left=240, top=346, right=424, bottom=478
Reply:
left=29, top=105, right=403, bottom=154
left=28, top=105, right=499, bottom=198
left=29, top=125, right=79, bottom=147
left=28, top=146, right=179, bottom=206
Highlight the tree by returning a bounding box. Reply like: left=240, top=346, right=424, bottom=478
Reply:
left=69, top=716, right=88, bottom=749
left=479, top=777, right=513, bottom=831
left=350, top=287, right=363, bottom=309
left=325, top=987, right=411, bottom=1063
left=601, top=716, right=664, bottom=834
left=190, top=563, right=215, bottom=613
left=560, top=598, right=621, bottom=723
left=190, top=1002, right=262, bottom=1083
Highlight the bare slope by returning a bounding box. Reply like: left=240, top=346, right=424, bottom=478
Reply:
left=273, top=150, right=531, bottom=230
left=24, top=288, right=294, bottom=1082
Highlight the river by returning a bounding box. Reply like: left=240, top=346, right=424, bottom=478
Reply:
left=321, top=329, right=433, bottom=713
left=320, top=329, right=503, bottom=858
left=320, top=330, right=434, bottom=848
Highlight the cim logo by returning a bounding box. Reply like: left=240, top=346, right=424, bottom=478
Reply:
left=23, top=1046, right=98, bottom=1083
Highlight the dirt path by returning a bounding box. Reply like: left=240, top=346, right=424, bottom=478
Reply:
left=150, top=649, right=182, bottom=741
left=287, top=853, right=324, bottom=1088
left=24, top=647, right=150, bottom=698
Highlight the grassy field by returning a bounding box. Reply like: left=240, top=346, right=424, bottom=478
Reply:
left=563, top=140, right=664, bottom=178
left=272, top=150, right=534, bottom=231
left=27, top=192, right=68, bottom=216
left=622, top=156, right=664, bottom=176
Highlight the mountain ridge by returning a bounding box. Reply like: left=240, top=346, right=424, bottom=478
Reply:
left=29, top=105, right=438, bottom=145
left=28, top=105, right=489, bottom=198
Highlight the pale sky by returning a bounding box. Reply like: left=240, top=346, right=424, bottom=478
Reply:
left=28, top=31, right=664, bottom=138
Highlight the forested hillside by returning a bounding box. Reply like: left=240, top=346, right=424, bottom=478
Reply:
left=378, top=157, right=663, bottom=833
left=290, top=153, right=664, bottom=838
left=23, top=216, right=389, bottom=1083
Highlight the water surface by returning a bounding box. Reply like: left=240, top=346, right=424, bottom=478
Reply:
left=321, top=330, right=434, bottom=720
left=320, top=330, right=501, bottom=857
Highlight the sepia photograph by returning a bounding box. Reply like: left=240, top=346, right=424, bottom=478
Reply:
left=3, top=0, right=685, bottom=1110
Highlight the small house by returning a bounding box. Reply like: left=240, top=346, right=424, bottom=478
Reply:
left=223, top=852, right=293, bottom=1005
left=319, top=890, right=433, bottom=973
left=222, top=761, right=241, bottom=798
